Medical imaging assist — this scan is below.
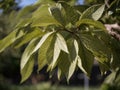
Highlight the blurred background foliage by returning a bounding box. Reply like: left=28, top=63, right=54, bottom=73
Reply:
left=0, top=0, right=120, bottom=90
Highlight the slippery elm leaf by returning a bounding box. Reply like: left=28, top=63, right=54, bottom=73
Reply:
left=57, top=52, right=70, bottom=78
left=15, top=19, right=31, bottom=28
left=0, top=29, right=24, bottom=53
left=38, top=33, right=55, bottom=71
left=46, top=37, right=56, bottom=70
left=78, top=41, right=94, bottom=77
left=74, top=40, right=79, bottom=55
left=21, top=32, right=54, bottom=70
left=37, top=48, right=47, bottom=72
left=109, top=39, right=120, bottom=70
left=77, top=56, right=87, bottom=74
left=32, top=32, right=54, bottom=53
left=56, top=33, right=69, bottom=53
left=67, top=57, right=77, bottom=81
left=21, top=38, right=38, bottom=70
left=57, top=38, right=79, bottom=81
left=49, top=6, right=65, bottom=26
left=31, top=15, right=60, bottom=27
left=60, top=2, right=79, bottom=24
left=66, top=39, right=79, bottom=81
left=80, top=4, right=104, bottom=20
left=21, top=55, right=34, bottom=83
left=31, top=5, right=59, bottom=27
left=52, top=37, right=61, bottom=69
left=15, top=28, right=45, bottom=48
left=17, top=5, right=36, bottom=19
left=80, top=34, right=111, bottom=64
left=76, top=19, right=106, bottom=31
left=92, top=4, right=105, bottom=20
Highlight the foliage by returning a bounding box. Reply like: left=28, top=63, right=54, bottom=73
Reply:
left=0, top=0, right=120, bottom=85
left=101, top=69, right=120, bottom=90
left=0, top=0, right=19, bottom=13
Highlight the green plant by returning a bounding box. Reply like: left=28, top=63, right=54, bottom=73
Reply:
left=0, top=0, right=120, bottom=85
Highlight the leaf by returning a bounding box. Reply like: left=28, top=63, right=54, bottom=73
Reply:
left=68, top=57, right=77, bottom=81
left=37, top=49, right=47, bottom=72
left=76, top=19, right=106, bottom=30
left=15, top=19, right=31, bottom=29
left=21, top=32, right=53, bottom=70
left=67, top=39, right=78, bottom=81
left=80, top=33, right=111, bottom=65
left=56, top=33, right=69, bottom=53
left=31, top=5, right=60, bottom=27
left=92, top=4, right=105, bottom=20
left=20, top=38, right=38, bottom=70
left=15, top=5, right=38, bottom=28
left=60, top=2, right=79, bottom=24
left=52, top=36, right=61, bottom=69
left=16, top=5, right=37, bottom=19
left=0, top=29, right=24, bottom=53
left=110, top=39, right=120, bottom=70
left=77, top=40, right=94, bottom=76
left=21, top=55, right=34, bottom=83
left=32, top=32, right=54, bottom=53
left=104, top=71, right=117, bottom=84
left=15, top=28, right=45, bottom=48
left=49, top=6, right=65, bottom=26
left=57, top=52, right=70, bottom=79
left=50, top=33, right=70, bottom=70
left=38, top=32, right=55, bottom=71
left=80, top=4, right=104, bottom=20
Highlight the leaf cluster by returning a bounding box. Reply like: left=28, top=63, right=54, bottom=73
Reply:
left=0, top=1, right=120, bottom=83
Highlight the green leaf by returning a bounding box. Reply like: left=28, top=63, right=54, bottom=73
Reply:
left=92, top=4, right=105, bottom=20
left=49, top=6, right=65, bottom=26
left=104, top=71, right=117, bottom=84
left=21, top=32, right=53, bottom=71
left=60, top=2, right=79, bottom=24
left=80, top=33, right=111, bottom=65
left=77, top=40, right=94, bottom=76
left=56, top=33, right=69, bottom=53
left=50, top=33, right=70, bottom=70
left=38, top=32, right=55, bottom=71
left=76, top=19, right=106, bottom=30
left=37, top=48, right=47, bottom=71
left=15, top=19, right=31, bottom=29
left=51, top=35, right=61, bottom=69
left=15, top=5, right=38, bottom=28
left=32, top=32, right=54, bottom=53
left=21, top=55, right=34, bottom=83
left=14, top=28, right=45, bottom=48
left=31, top=5, right=60, bottom=27
left=16, top=5, right=37, bottom=19
left=80, top=4, right=104, bottom=20
left=67, top=39, right=78, bottom=81
left=0, top=29, right=24, bottom=53
left=110, top=39, right=120, bottom=70
left=21, top=38, right=38, bottom=70
left=57, top=52, right=70, bottom=79
left=68, top=57, right=77, bottom=81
